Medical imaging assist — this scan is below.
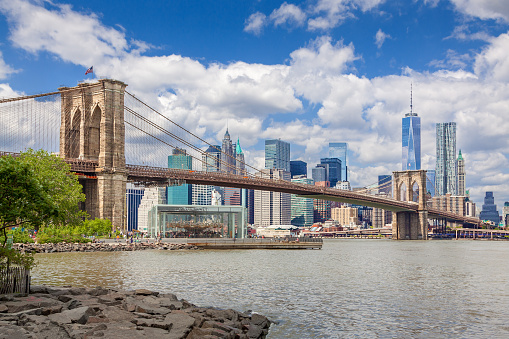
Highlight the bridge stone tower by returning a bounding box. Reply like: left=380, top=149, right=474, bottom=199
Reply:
left=59, top=79, right=127, bottom=229
left=392, top=170, right=428, bottom=240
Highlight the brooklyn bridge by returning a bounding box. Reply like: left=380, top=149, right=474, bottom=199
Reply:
left=0, top=79, right=481, bottom=239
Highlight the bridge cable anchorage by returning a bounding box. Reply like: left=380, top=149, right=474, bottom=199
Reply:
left=124, top=91, right=263, bottom=176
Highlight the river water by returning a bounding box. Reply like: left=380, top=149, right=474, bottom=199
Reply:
left=32, top=239, right=509, bottom=338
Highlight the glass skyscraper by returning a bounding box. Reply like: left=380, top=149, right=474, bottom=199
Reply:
left=320, top=158, right=342, bottom=187
left=265, top=139, right=290, bottom=172
left=167, top=148, right=192, bottom=205
left=291, top=177, right=314, bottom=227
left=402, top=111, right=421, bottom=170
left=436, top=122, right=457, bottom=195
left=290, top=160, right=307, bottom=178
left=329, top=142, right=348, bottom=181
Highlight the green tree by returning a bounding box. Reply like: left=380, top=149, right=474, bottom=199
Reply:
left=0, top=150, right=86, bottom=267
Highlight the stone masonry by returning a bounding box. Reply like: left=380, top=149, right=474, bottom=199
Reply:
left=59, top=80, right=128, bottom=229
left=392, top=170, right=428, bottom=240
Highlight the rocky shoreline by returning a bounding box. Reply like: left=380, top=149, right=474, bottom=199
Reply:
left=0, top=285, right=272, bottom=338
left=13, top=242, right=199, bottom=254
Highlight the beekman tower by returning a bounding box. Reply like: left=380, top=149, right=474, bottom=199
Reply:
left=402, top=86, right=421, bottom=170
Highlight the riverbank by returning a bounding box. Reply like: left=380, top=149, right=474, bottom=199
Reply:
left=0, top=285, right=271, bottom=338
left=12, top=242, right=199, bottom=254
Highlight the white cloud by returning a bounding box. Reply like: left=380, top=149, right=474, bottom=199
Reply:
left=0, top=1, right=128, bottom=67
left=0, top=51, right=16, bottom=79
left=270, top=2, right=306, bottom=28
left=375, top=28, right=391, bottom=49
left=308, top=0, right=385, bottom=30
left=244, top=12, right=267, bottom=36
left=450, top=0, right=509, bottom=22
left=2, top=0, right=509, bottom=206
left=474, top=32, right=509, bottom=81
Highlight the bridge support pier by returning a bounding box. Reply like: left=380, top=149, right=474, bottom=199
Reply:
left=60, top=79, right=128, bottom=230
left=392, top=211, right=428, bottom=240
left=392, top=170, right=428, bottom=240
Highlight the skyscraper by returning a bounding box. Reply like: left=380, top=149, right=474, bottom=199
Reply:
left=402, top=88, right=421, bottom=170
left=436, top=122, right=457, bottom=195
left=167, top=148, right=192, bottom=205
left=457, top=150, right=465, bottom=196
left=319, top=158, right=342, bottom=187
left=254, top=169, right=291, bottom=226
left=221, top=129, right=235, bottom=173
left=329, top=142, right=348, bottom=181
left=265, top=139, right=290, bottom=172
left=479, top=192, right=500, bottom=225
left=291, top=176, right=314, bottom=227
left=311, top=166, right=327, bottom=183
left=203, top=145, right=221, bottom=172
left=290, top=160, right=307, bottom=178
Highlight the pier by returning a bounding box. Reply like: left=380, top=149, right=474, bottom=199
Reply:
left=187, top=237, right=323, bottom=250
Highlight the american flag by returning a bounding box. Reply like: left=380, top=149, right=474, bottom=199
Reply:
left=85, top=66, right=93, bottom=75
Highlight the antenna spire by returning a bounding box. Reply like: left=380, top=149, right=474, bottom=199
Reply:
left=410, top=82, right=413, bottom=114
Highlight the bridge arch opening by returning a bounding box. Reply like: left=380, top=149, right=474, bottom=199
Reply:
left=412, top=181, right=419, bottom=202
left=88, top=104, right=101, bottom=160
left=399, top=182, right=407, bottom=201
left=69, top=108, right=81, bottom=158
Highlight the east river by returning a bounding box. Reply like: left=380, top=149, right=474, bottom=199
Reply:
left=32, top=239, right=509, bottom=338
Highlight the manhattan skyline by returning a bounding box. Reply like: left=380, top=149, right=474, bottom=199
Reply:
left=0, top=0, right=508, bottom=206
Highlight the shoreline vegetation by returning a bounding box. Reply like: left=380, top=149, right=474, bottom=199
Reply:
left=0, top=285, right=272, bottom=338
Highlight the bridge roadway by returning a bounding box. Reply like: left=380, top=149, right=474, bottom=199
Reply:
left=1, top=152, right=480, bottom=226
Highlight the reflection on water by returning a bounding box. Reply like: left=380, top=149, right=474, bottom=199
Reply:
left=32, top=240, right=509, bottom=338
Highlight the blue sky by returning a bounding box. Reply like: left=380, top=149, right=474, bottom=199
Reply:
left=0, top=0, right=509, bottom=211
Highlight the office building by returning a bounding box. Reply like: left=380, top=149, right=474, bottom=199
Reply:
left=254, top=169, right=291, bottom=226
left=137, top=187, right=167, bottom=233
left=378, top=175, right=392, bottom=195
left=329, top=142, right=348, bottom=181
left=167, top=148, right=192, bottom=205
left=235, top=138, right=245, bottom=175
left=457, top=150, right=465, bottom=196
left=436, top=122, right=457, bottom=195
left=402, top=91, right=421, bottom=170
left=265, top=139, right=290, bottom=172
left=313, top=181, right=331, bottom=223
left=331, top=206, right=359, bottom=227
left=479, top=192, right=500, bottom=225
left=221, top=129, right=236, bottom=173
left=291, top=176, right=314, bottom=227
left=312, top=166, right=327, bottom=183
left=319, top=158, right=342, bottom=187
left=503, top=202, right=509, bottom=226
left=335, top=181, right=351, bottom=190
left=290, top=160, right=307, bottom=178
left=192, top=184, right=213, bottom=206
left=203, top=145, right=221, bottom=172
left=126, top=187, right=144, bottom=232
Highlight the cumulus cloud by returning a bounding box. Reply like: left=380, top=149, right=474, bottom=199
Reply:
left=375, top=28, right=391, bottom=48
left=474, top=32, right=509, bottom=81
left=450, top=0, right=509, bottom=22
left=270, top=2, right=306, bottom=28
left=1, top=0, right=509, bottom=206
left=244, top=12, right=267, bottom=35
left=308, top=0, right=385, bottom=30
left=0, top=51, right=16, bottom=79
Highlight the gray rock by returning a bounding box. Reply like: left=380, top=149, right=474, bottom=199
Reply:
left=134, top=289, right=158, bottom=296
left=251, top=313, right=270, bottom=328
left=246, top=324, right=263, bottom=338
left=164, top=311, right=196, bottom=338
